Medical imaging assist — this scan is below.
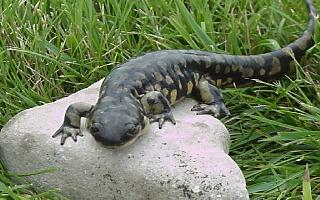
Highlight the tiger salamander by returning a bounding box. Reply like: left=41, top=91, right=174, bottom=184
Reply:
left=53, top=0, right=317, bottom=147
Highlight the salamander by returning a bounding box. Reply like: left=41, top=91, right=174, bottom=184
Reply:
left=53, top=0, right=317, bottom=147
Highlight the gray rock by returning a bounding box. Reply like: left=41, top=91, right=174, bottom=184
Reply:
left=0, top=80, right=249, bottom=200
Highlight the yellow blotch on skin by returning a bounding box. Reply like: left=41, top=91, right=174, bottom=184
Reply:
left=140, top=96, right=151, bottom=114
left=187, top=81, right=193, bottom=94
left=269, top=57, right=281, bottom=76
left=216, top=79, right=222, bottom=87
left=146, top=85, right=154, bottom=91
left=222, top=77, right=233, bottom=86
left=170, top=89, right=177, bottom=104
left=178, top=80, right=182, bottom=90
left=232, top=65, right=240, bottom=72
left=162, top=88, right=169, bottom=97
left=240, top=66, right=254, bottom=78
left=210, top=79, right=216, bottom=86
left=215, top=65, right=221, bottom=74
left=259, top=68, right=266, bottom=76
left=174, top=64, right=184, bottom=76
left=224, top=66, right=231, bottom=74
left=154, top=72, right=163, bottom=82
left=254, top=56, right=266, bottom=66
left=165, top=75, right=174, bottom=84
left=198, top=80, right=213, bottom=103
left=205, top=76, right=216, bottom=86
left=193, top=73, right=200, bottom=86
left=154, top=84, right=161, bottom=91
left=282, top=47, right=293, bottom=56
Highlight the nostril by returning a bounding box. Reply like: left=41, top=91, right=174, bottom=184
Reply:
left=90, top=123, right=100, bottom=133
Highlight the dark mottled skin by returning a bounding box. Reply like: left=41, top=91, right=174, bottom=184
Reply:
left=53, top=0, right=317, bottom=147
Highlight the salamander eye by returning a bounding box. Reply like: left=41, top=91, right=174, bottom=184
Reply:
left=126, top=125, right=139, bottom=136
left=90, top=123, right=101, bottom=134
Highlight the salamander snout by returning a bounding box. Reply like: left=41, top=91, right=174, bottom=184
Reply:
left=88, top=118, right=142, bottom=147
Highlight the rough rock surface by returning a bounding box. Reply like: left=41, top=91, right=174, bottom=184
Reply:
left=0, top=80, right=249, bottom=200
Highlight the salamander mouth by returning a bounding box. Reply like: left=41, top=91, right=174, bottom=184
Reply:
left=105, top=122, right=152, bottom=149
left=87, top=115, right=150, bottom=148
left=89, top=122, right=142, bottom=148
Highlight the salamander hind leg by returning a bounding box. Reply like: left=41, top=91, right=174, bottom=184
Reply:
left=140, top=91, right=176, bottom=129
left=191, top=77, right=230, bottom=117
left=52, top=102, right=93, bottom=145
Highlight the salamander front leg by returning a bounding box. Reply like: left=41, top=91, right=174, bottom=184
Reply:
left=140, top=91, right=176, bottom=129
left=52, top=102, right=93, bottom=145
left=191, top=78, right=230, bottom=117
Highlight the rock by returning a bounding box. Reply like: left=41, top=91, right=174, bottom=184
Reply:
left=0, top=80, right=249, bottom=200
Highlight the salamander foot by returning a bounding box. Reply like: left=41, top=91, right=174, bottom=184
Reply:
left=150, top=112, right=176, bottom=129
left=191, top=103, right=230, bottom=117
left=52, top=126, right=83, bottom=145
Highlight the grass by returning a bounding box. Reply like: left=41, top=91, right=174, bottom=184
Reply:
left=0, top=0, right=319, bottom=199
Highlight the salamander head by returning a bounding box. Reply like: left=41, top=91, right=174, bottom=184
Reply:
left=87, top=100, right=149, bottom=147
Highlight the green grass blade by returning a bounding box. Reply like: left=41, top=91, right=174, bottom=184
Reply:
left=174, top=0, right=216, bottom=50
left=302, top=164, right=313, bottom=200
